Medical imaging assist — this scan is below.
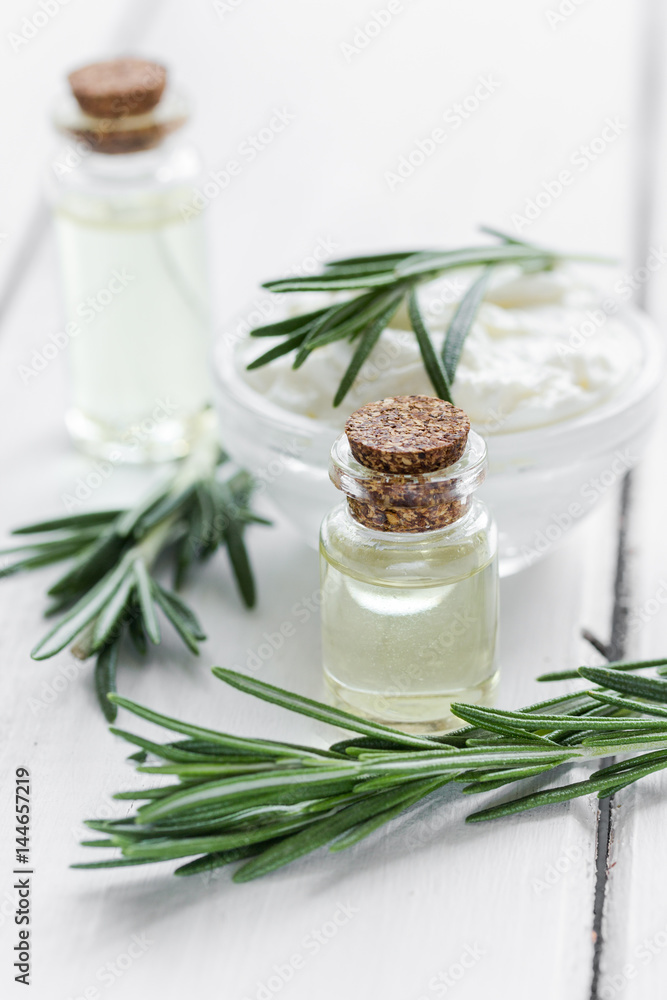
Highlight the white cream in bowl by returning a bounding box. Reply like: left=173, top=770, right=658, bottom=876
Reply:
left=242, top=269, right=644, bottom=435
left=215, top=268, right=663, bottom=573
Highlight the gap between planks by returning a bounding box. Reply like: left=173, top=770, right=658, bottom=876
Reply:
left=589, top=0, right=666, bottom=993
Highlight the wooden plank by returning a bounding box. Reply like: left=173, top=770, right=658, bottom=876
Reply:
left=0, top=0, right=648, bottom=997
left=593, top=0, right=667, bottom=988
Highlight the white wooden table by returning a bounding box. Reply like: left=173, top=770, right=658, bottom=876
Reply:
left=1, top=2, right=666, bottom=997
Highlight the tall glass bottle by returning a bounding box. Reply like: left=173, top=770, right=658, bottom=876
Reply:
left=320, top=395, right=499, bottom=734
left=49, top=57, right=213, bottom=463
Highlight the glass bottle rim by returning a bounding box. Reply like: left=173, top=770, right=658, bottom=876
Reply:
left=51, top=89, right=189, bottom=154
left=329, top=428, right=487, bottom=510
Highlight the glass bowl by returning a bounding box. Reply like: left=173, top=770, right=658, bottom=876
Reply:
left=213, top=305, right=664, bottom=576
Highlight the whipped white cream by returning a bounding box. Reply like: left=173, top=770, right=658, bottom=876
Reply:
left=240, top=269, right=644, bottom=434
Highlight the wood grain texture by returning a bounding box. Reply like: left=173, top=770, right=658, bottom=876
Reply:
left=0, top=1, right=657, bottom=998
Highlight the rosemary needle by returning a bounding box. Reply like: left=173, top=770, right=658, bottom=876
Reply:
left=74, top=657, right=667, bottom=883
left=248, top=227, right=614, bottom=407
left=0, top=438, right=267, bottom=720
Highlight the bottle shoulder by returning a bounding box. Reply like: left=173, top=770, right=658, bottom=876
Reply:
left=320, top=499, right=497, bottom=585
left=47, top=139, right=202, bottom=202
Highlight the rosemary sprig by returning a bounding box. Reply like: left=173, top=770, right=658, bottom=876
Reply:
left=247, top=228, right=613, bottom=407
left=0, top=437, right=268, bottom=720
left=74, top=656, right=667, bottom=882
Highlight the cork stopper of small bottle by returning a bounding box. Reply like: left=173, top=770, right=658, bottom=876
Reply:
left=62, top=57, right=184, bottom=154
left=343, top=396, right=471, bottom=532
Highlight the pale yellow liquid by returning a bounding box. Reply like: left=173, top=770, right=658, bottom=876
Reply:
left=55, top=188, right=211, bottom=462
left=321, top=514, right=499, bottom=733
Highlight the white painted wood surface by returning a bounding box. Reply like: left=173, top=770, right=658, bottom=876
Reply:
left=0, top=1, right=662, bottom=998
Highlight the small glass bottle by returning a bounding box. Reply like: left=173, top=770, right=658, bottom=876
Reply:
left=320, top=395, right=499, bottom=733
left=49, top=57, right=213, bottom=463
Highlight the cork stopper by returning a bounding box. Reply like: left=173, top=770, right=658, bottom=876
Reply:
left=345, top=396, right=470, bottom=475
left=340, top=396, right=472, bottom=532
left=59, top=58, right=183, bottom=154
left=68, top=58, right=167, bottom=118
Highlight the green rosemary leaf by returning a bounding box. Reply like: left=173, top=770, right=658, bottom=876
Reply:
left=132, top=558, right=160, bottom=645
left=245, top=234, right=615, bottom=412
left=441, top=268, right=491, bottom=384
left=136, top=769, right=362, bottom=824
left=449, top=703, right=559, bottom=744
left=579, top=666, right=667, bottom=703
left=173, top=534, right=194, bottom=591
left=395, top=245, right=550, bottom=279
left=11, top=510, right=123, bottom=535
left=320, top=261, right=408, bottom=278
left=211, top=668, right=437, bottom=748
left=452, top=702, right=667, bottom=732
left=467, top=757, right=667, bottom=823
left=333, top=292, right=404, bottom=407
left=31, top=558, right=131, bottom=659
left=194, top=485, right=216, bottom=554
left=537, top=657, right=667, bottom=682
left=174, top=843, right=271, bottom=876
left=113, top=787, right=172, bottom=800
left=120, top=817, right=313, bottom=862
left=328, top=251, right=417, bottom=267
left=407, top=289, right=452, bottom=403
left=71, top=857, right=162, bottom=870
left=233, top=788, right=410, bottom=881
left=588, top=691, right=667, bottom=718
left=246, top=330, right=311, bottom=370
left=460, top=764, right=556, bottom=795
left=109, top=727, right=228, bottom=764
left=133, top=485, right=196, bottom=538
left=0, top=548, right=85, bottom=579
left=293, top=291, right=389, bottom=368
left=46, top=532, right=124, bottom=598
left=249, top=306, right=330, bottom=338
left=262, top=273, right=398, bottom=293
left=153, top=584, right=206, bottom=642
left=128, top=610, right=148, bottom=656
left=330, top=775, right=449, bottom=852
left=91, top=571, right=134, bottom=650
left=108, top=693, right=328, bottom=760
left=0, top=532, right=100, bottom=557
left=223, top=519, right=256, bottom=608
left=478, top=225, right=538, bottom=247
left=292, top=298, right=366, bottom=368
left=95, top=642, right=120, bottom=722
